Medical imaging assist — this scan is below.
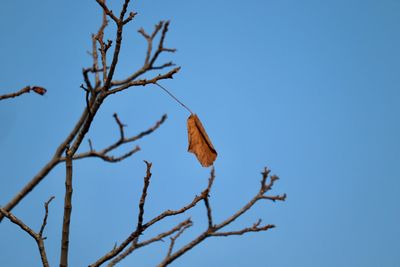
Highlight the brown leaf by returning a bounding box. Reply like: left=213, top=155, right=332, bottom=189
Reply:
left=187, top=114, right=217, bottom=167
left=31, top=86, right=47, bottom=95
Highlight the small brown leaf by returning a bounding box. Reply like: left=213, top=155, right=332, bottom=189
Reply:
left=32, top=86, right=47, bottom=95
left=187, top=114, right=217, bottom=167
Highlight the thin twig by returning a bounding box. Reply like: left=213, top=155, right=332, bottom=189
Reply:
left=210, top=220, right=275, bottom=237
left=85, top=88, right=93, bottom=119
left=39, top=196, right=55, bottom=238
left=137, top=160, right=152, bottom=231
left=88, top=139, right=94, bottom=152
left=82, top=68, right=94, bottom=92
left=260, top=194, right=287, bottom=202
left=91, top=33, right=101, bottom=88
left=151, top=61, right=175, bottom=70
left=203, top=197, right=213, bottom=229
left=165, top=221, right=193, bottom=258
left=123, top=11, right=137, bottom=25
left=113, top=113, right=126, bottom=140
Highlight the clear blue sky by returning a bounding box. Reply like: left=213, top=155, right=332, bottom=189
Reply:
left=1, top=1, right=399, bottom=266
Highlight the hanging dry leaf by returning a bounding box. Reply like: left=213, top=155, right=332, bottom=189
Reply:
left=187, top=114, right=217, bottom=167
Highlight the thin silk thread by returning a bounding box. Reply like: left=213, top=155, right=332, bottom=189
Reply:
left=155, top=82, right=193, bottom=114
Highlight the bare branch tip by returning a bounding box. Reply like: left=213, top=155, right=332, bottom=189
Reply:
left=144, top=160, right=152, bottom=168
left=270, top=175, right=279, bottom=182
left=45, top=196, right=55, bottom=205
left=262, top=167, right=271, bottom=177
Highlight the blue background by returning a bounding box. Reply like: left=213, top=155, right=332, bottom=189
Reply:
left=1, top=1, right=399, bottom=266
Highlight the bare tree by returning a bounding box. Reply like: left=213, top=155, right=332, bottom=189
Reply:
left=0, top=1, right=286, bottom=266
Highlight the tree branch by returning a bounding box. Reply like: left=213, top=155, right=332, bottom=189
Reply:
left=89, top=161, right=154, bottom=267
left=113, top=113, right=126, bottom=139
left=157, top=167, right=286, bottom=266
left=60, top=147, right=73, bottom=267
left=59, top=114, right=167, bottom=163
left=0, top=201, right=52, bottom=267
left=102, top=0, right=132, bottom=89
left=89, top=167, right=215, bottom=267
left=0, top=86, right=47, bottom=101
